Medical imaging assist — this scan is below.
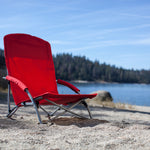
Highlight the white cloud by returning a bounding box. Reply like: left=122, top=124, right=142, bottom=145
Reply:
left=50, top=40, right=72, bottom=45
left=121, top=13, right=150, bottom=19
left=62, top=37, right=150, bottom=53
left=132, top=38, right=150, bottom=45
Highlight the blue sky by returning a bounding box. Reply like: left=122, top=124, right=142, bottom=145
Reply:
left=0, top=0, right=150, bottom=70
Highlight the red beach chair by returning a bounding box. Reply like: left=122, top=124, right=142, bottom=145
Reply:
left=3, top=33, right=97, bottom=124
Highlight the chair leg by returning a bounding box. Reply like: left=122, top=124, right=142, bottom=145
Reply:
left=82, top=100, right=93, bottom=119
left=7, top=81, right=11, bottom=114
left=25, top=89, right=42, bottom=124
left=39, top=105, right=62, bottom=117
left=7, top=106, right=19, bottom=118
left=45, top=99, right=88, bottom=121
left=39, top=105, right=51, bottom=116
left=50, top=106, right=61, bottom=116
left=6, top=82, right=19, bottom=118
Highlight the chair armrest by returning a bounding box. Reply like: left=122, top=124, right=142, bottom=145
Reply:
left=57, top=79, right=80, bottom=94
left=3, top=75, right=28, bottom=91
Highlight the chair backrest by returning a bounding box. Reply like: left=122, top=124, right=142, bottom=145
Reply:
left=4, top=33, right=58, bottom=105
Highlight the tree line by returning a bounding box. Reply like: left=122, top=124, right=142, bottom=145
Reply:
left=0, top=49, right=150, bottom=89
left=53, top=53, right=150, bottom=83
left=0, top=49, right=7, bottom=89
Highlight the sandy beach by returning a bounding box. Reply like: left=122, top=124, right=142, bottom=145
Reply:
left=0, top=98, right=150, bottom=150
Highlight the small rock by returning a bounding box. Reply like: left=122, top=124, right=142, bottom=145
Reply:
left=92, top=90, right=113, bottom=102
left=86, top=90, right=113, bottom=106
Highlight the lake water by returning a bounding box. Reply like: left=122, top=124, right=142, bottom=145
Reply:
left=58, top=83, right=150, bottom=107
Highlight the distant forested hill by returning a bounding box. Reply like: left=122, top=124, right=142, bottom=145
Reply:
left=53, top=53, right=150, bottom=83
left=0, top=49, right=150, bottom=89
left=0, top=48, right=5, bottom=69
left=0, top=49, right=7, bottom=89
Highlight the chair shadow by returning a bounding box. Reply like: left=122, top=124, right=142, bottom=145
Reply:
left=0, top=117, right=29, bottom=129
left=52, top=117, right=109, bottom=128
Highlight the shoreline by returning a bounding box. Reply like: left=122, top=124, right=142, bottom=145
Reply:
left=1, top=88, right=150, bottom=108
left=71, top=80, right=119, bottom=84
left=71, top=80, right=150, bottom=85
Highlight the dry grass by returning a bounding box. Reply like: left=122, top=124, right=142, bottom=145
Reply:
left=87, top=100, right=134, bottom=110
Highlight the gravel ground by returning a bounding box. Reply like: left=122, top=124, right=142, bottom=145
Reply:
left=0, top=100, right=150, bottom=150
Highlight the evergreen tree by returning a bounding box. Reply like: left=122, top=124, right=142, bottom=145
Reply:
left=1, top=48, right=150, bottom=89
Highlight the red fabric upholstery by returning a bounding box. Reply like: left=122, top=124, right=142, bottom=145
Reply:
left=41, top=92, right=97, bottom=105
left=57, top=79, right=80, bottom=93
left=6, top=75, right=27, bottom=91
left=4, top=34, right=58, bottom=105
left=4, top=33, right=97, bottom=106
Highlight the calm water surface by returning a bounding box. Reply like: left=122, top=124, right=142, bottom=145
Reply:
left=58, top=83, right=150, bottom=106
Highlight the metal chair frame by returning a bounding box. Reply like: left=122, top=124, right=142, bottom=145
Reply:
left=5, top=78, right=93, bottom=124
